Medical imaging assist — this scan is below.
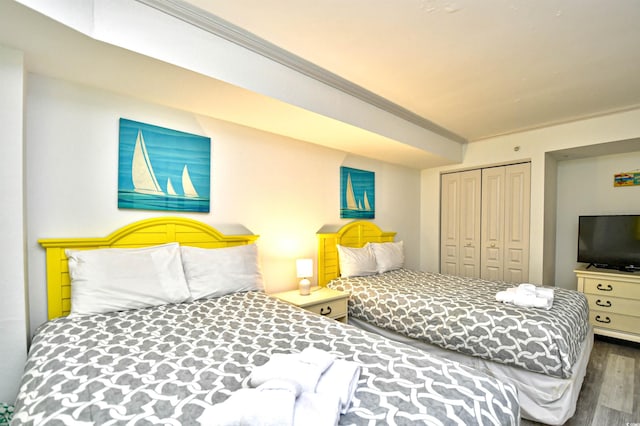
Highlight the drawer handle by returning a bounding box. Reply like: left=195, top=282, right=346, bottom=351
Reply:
left=596, top=283, right=613, bottom=291
left=320, top=306, right=332, bottom=316
left=595, top=315, right=611, bottom=324
left=595, top=299, right=612, bottom=307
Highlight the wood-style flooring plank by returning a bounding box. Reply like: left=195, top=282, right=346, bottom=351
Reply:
left=598, top=354, right=634, bottom=413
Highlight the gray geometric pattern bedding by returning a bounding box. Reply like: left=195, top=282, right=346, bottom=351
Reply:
left=328, top=269, right=590, bottom=379
left=12, top=291, right=519, bottom=425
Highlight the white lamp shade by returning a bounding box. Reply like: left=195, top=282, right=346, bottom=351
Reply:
left=296, top=258, right=313, bottom=278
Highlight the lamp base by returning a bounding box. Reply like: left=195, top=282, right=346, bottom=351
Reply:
left=299, top=278, right=311, bottom=295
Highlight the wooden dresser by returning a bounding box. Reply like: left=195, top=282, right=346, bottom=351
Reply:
left=575, top=267, right=640, bottom=343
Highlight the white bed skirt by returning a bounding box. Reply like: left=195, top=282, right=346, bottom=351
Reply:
left=349, top=317, right=594, bottom=425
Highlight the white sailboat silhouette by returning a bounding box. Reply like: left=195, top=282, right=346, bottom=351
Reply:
left=166, top=178, right=177, bottom=196
left=182, top=165, right=199, bottom=198
left=346, top=173, right=358, bottom=210
left=363, top=191, right=371, bottom=210
left=132, top=130, right=163, bottom=195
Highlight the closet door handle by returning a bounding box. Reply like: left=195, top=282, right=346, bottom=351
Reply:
left=595, top=299, right=612, bottom=308
left=595, top=315, right=611, bottom=324
left=596, top=283, right=613, bottom=291
left=320, top=306, right=332, bottom=316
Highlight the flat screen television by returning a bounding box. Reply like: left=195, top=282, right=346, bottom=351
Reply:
left=578, top=215, right=640, bottom=272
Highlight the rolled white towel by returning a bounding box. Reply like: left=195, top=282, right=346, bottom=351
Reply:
left=513, top=292, right=536, bottom=307
left=250, top=349, right=336, bottom=392
left=518, top=283, right=537, bottom=293
left=496, top=290, right=514, bottom=303
left=516, top=286, right=536, bottom=299
left=250, top=354, right=328, bottom=392
left=532, top=296, right=553, bottom=310
left=300, top=347, right=336, bottom=372
left=315, top=359, right=361, bottom=414
left=293, top=392, right=341, bottom=426
left=198, top=379, right=298, bottom=426
left=522, top=284, right=554, bottom=309
left=535, top=287, right=554, bottom=300
left=496, top=287, right=517, bottom=303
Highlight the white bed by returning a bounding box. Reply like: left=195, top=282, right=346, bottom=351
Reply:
left=318, top=220, right=593, bottom=425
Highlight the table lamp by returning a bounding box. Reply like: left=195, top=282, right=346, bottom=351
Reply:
left=296, top=258, right=313, bottom=295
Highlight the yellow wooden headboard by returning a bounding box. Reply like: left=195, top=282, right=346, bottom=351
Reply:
left=38, top=217, right=258, bottom=320
left=317, top=221, right=396, bottom=287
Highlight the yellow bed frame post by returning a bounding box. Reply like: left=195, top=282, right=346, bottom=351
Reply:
left=39, top=217, right=258, bottom=320
left=317, top=221, right=395, bottom=287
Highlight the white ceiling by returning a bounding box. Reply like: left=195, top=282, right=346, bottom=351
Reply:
left=2, top=0, right=640, bottom=168
left=186, top=0, right=640, bottom=142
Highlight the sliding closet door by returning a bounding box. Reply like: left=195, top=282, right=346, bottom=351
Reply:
left=480, top=163, right=530, bottom=282
left=440, top=173, right=460, bottom=275
left=440, top=170, right=481, bottom=277
left=480, top=167, right=506, bottom=281
left=503, top=162, right=531, bottom=282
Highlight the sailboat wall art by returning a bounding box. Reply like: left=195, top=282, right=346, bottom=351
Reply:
left=118, top=118, right=211, bottom=213
left=340, top=166, right=375, bottom=219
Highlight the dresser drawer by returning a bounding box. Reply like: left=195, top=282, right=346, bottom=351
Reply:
left=305, top=298, right=347, bottom=320
left=583, top=277, right=640, bottom=299
left=589, top=310, right=640, bottom=335
left=585, top=294, right=640, bottom=318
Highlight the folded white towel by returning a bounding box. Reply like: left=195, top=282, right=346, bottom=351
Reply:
left=199, top=379, right=298, bottom=426
left=249, top=349, right=335, bottom=392
left=495, top=290, right=514, bottom=303
left=532, top=296, right=553, bottom=310
left=249, top=355, right=323, bottom=392
left=518, top=283, right=537, bottom=293
left=299, top=347, right=336, bottom=372
left=535, top=287, right=554, bottom=300
left=513, top=292, right=537, bottom=307
left=293, top=392, right=341, bottom=426
left=496, top=284, right=554, bottom=310
left=316, top=359, right=361, bottom=414
left=519, top=283, right=554, bottom=299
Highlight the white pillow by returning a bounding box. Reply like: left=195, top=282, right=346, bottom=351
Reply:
left=368, top=241, right=405, bottom=273
left=66, top=242, right=191, bottom=316
left=336, top=244, right=377, bottom=277
left=180, top=244, right=264, bottom=300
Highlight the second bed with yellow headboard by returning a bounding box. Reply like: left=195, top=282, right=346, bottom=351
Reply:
left=12, top=217, right=520, bottom=425
left=318, top=220, right=593, bottom=425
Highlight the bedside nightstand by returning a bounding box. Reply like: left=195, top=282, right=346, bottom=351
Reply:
left=271, top=287, right=350, bottom=323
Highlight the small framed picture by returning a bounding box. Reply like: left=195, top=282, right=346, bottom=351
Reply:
left=340, top=166, right=375, bottom=219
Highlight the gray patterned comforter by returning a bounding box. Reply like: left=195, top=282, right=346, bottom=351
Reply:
left=13, top=291, right=519, bottom=425
left=328, top=269, right=590, bottom=379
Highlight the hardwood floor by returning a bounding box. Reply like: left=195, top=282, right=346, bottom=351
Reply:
left=522, top=335, right=640, bottom=426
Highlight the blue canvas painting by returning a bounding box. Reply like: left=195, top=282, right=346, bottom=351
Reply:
left=340, top=166, right=375, bottom=219
left=118, top=118, right=211, bottom=213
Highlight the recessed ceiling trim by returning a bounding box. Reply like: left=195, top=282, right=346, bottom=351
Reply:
left=134, top=0, right=467, bottom=144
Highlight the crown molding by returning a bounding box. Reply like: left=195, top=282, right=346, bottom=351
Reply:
left=135, top=0, right=467, bottom=143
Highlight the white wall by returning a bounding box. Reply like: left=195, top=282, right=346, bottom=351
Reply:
left=25, top=74, right=421, bottom=335
left=0, top=46, right=28, bottom=403
left=421, top=109, right=640, bottom=285
left=554, top=151, right=640, bottom=289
